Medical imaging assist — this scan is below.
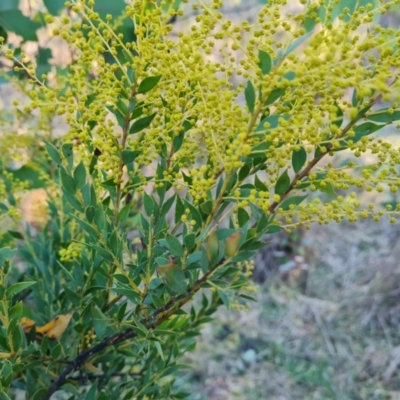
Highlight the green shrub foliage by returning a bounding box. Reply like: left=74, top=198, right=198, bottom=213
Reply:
left=0, top=0, right=400, bottom=398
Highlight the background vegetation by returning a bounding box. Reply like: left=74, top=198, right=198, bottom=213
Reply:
left=1, top=0, right=400, bottom=399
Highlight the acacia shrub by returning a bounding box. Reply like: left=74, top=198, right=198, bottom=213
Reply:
left=0, top=0, right=400, bottom=398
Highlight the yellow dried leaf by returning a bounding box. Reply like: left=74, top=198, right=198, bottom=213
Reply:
left=85, top=363, right=102, bottom=373
left=37, top=312, right=74, bottom=339
left=0, top=352, right=12, bottom=359
left=20, top=317, right=36, bottom=333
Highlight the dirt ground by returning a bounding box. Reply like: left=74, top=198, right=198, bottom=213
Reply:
left=181, top=218, right=400, bottom=400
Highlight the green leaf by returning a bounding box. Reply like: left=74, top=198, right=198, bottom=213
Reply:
left=184, top=233, right=196, bottom=251
left=138, top=76, right=162, bottom=94
left=258, top=50, right=272, bottom=75
left=256, top=213, right=268, bottom=233
left=245, top=80, right=256, bottom=113
left=62, top=189, right=84, bottom=213
left=200, top=200, right=213, bottom=215
left=275, top=169, right=291, bottom=195
left=367, top=109, right=400, bottom=123
left=231, top=251, right=256, bottom=263
left=36, top=47, right=52, bottom=78
left=106, top=105, right=125, bottom=128
left=9, top=301, right=23, bottom=320
left=0, top=247, right=16, bottom=265
left=280, top=30, right=313, bottom=59
left=0, top=9, right=40, bottom=41
left=160, top=194, right=176, bottom=218
left=352, top=88, right=358, bottom=107
left=217, top=289, right=230, bottom=309
left=238, top=164, right=251, bottom=181
left=156, top=264, right=187, bottom=294
left=60, top=167, right=76, bottom=195
left=154, top=340, right=164, bottom=361
left=43, top=0, right=65, bottom=15
left=332, top=102, right=344, bottom=128
left=91, top=305, right=107, bottom=339
left=111, top=287, right=141, bottom=304
left=237, top=208, right=249, bottom=227
left=255, top=114, right=290, bottom=133
left=121, top=150, right=139, bottom=164
left=278, top=195, right=308, bottom=211
left=129, top=113, right=156, bottom=134
left=216, top=229, right=238, bottom=240
left=254, top=175, right=268, bottom=191
left=352, top=122, right=384, bottom=143
left=183, top=199, right=202, bottom=229
left=265, top=224, right=282, bottom=234
left=62, top=143, right=73, bottom=158
left=6, top=281, right=36, bottom=299
left=175, top=196, right=184, bottom=224
left=143, top=192, right=155, bottom=216
left=166, top=235, right=184, bottom=257
left=7, top=230, right=23, bottom=240
left=45, top=142, right=62, bottom=165
left=264, top=87, right=285, bottom=106
left=73, top=161, right=86, bottom=189
left=72, top=215, right=98, bottom=239
left=292, top=146, right=307, bottom=173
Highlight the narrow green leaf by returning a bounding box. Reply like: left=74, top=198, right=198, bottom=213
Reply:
left=367, top=109, right=400, bottom=123
left=217, top=289, right=230, bottom=309
left=237, top=208, right=249, bottom=227
left=72, top=215, right=98, bottom=239
left=73, top=161, right=86, bottom=189
left=45, top=142, right=61, bottom=165
left=121, top=150, right=140, bottom=164
left=175, top=196, right=184, bottom=224
left=184, top=233, right=196, bottom=251
left=265, top=224, right=282, bottom=234
left=60, top=167, right=76, bottom=194
left=292, top=146, right=307, bottom=173
left=245, top=80, right=256, bottom=113
left=138, top=76, right=162, bottom=94
left=62, top=189, right=84, bottom=213
left=129, top=113, right=156, bottom=134
left=43, top=0, right=65, bottom=15
left=200, top=200, right=213, bottom=215
left=255, top=114, right=290, bottom=133
left=6, top=281, right=36, bottom=299
left=111, top=287, right=141, bottom=304
left=254, top=175, right=268, bottom=191
left=264, top=87, right=285, bottom=106
left=278, top=195, right=308, bottom=211
left=143, top=192, right=155, bottom=216
left=166, top=235, right=184, bottom=257
left=156, top=264, right=187, bottom=294
left=7, top=230, right=23, bottom=240
left=275, top=169, right=291, bottom=195
left=91, top=305, right=107, bottom=339
left=258, top=50, right=272, bottom=75
left=0, top=9, right=40, bottom=41
left=332, top=102, right=344, bottom=128
left=154, top=340, right=164, bottom=361
left=0, top=247, right=17, bottom=266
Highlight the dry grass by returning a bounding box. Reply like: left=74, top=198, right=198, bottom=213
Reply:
left=181, top=218, right=400, bottom=400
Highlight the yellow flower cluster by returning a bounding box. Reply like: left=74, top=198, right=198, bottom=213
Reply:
left=1, top=0, right=400, bottom=229
left=60, top=241, right=84, bottom=262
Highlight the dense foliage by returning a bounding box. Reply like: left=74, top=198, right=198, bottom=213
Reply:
left=0, top=0, right=400, bottom=398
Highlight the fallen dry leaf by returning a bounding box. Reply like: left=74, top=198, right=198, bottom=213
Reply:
left=20, top=317, right=36, bottom=333
left=36, top=312, right=74, bottom=339
left=21, top=312, right=74, bottom=340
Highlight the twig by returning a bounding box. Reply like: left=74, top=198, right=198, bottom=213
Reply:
left=42, top=259, right=224, bottom=399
